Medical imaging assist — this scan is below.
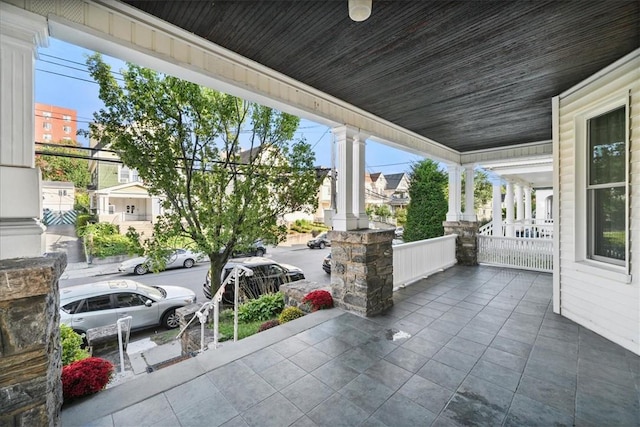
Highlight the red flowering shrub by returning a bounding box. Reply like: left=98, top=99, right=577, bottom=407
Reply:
left=302, top=290, right=334, bottom=312
left=258, top=319, right=280, bottom=332
left=62, top=357, right=114, bottom=401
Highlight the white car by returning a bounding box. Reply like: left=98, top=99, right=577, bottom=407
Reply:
left=118, top=248, right=205, bottom=275
left=60, top=279, right=196, bottom=333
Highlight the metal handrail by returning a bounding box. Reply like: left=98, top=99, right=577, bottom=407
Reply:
left=176, top=264, right=254, bottom=353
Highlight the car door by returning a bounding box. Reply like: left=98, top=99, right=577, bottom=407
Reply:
left=114, top=292, right=159, bottom=329
left=69, top=294, right=118, bottom=332
left=164, top=250, right=181, bottom=269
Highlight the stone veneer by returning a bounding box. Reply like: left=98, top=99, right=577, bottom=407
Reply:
left=0, top=253, right=66, bottom=427
left=443, top=220, right=479, bottom=266
left=329, top=229, right=394, bottom=317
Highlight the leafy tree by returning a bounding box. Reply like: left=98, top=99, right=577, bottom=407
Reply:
left=36, top=140, right=91, bottom=189
left=86, top=54, right=319, bottom=291
left=404, top=159, right=448, bottom=241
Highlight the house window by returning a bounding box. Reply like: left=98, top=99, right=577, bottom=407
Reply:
left=42, top=111, right=52, bottom=118
left=586, top=106, right=626, bottom=266
left=43, top=122, right=52, bottom=130
left=63, top=115, right=71, bottom=121
left=63, top=125, right=71, bottom=134
left=119, top=166, right=140, bottom=183
left=42, top=134, right=52, bottom=141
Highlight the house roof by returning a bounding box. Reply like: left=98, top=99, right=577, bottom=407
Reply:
left=123, top=1, right=640, bottom=154
left=383, top=173, right=407, bottom=191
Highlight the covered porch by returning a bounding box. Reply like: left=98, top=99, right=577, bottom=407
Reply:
left=61, top=265, right=639, bottom=426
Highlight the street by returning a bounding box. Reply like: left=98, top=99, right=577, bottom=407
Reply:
left=60, top=244, right=331, bottom=304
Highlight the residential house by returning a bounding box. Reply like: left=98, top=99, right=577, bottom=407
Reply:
left=383, top=172, right=410, bottom=213
left=88, top=139, right=161, bottom=237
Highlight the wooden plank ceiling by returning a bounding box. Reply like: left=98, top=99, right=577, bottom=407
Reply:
left=124, top=1, right=639, bottom=153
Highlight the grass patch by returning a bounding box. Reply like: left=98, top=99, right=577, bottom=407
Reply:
left=217, top=318, right=273, bottom=341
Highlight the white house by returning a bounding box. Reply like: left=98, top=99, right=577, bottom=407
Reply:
left=553, top=49, right=639, bottom=355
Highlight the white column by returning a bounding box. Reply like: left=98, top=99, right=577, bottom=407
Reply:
left=462, top=165, right=476, bottom=221
left=0, top=4, right=48, bottom=260
left=353, top=133, right=369, bottom=229
left=524, top=186, right=532, bottom=223
left=515, top=184, right=524, bottom=222
left=446, top=164, right=462, bottom=222
left=491, top=181, right=503, bottom=236
left=505, top=181, right=515, bottom=237
left=332, top=125, right=358, bottom=231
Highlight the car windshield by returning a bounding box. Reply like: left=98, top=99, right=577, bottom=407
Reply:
left=136, top=283, right=165, bottom=299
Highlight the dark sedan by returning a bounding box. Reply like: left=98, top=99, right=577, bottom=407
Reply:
left=307, top=232, right=331, bottom=249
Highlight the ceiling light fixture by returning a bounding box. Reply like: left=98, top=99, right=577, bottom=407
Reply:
left=349, top=0, right=372, bottom=22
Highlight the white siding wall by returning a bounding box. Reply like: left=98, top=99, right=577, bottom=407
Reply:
left=556, top=50, right=640, bottom=355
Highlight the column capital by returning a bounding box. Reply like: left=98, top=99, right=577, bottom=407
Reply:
left=332, top=125, right=369, bottom=142
left=0, top=3, right=49, bottom=51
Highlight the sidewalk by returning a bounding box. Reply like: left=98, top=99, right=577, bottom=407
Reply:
left=60, top=261, right=122, bottom=280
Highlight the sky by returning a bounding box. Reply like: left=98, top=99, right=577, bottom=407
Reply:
left=35, top=38, right=424, bottom=174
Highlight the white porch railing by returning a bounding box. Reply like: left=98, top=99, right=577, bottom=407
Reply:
left=393, top=235, right=457, bottom=288
left=176, top=264, right=254, bottom=353
left=479, top=219, right=553, bottom=239
left=478, top=235, right=553, bottom=272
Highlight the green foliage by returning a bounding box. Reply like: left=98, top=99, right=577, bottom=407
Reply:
left=217, top=319, right=265, bottom=341
left=75, top=214, right=96, bottom=236
left=36, top=140, right=91, bottom=189
left=82, top=222, right=140, bottom=258
left=394, top=207, right=407, bottom=225
left=289, top=219, right=328, bottom=234
left=238, top=292, right=285, bottom=322
left=374, top=204, right=392, bottom=219
left=86, top=53, right=319, bottom=291
left=125, top=227, right=145, bottom=256
left=60, top=324, right=90, bottom=366
left=278, top=306, right=305, bottom=323
left=74, top=191, right=90, bottom=213
left=404, top=159, right=448, bottom=241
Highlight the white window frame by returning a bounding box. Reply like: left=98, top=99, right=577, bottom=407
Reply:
left=573, top=90, right=630, bottom=279
left=43, top=122, right=51, bottom=130
left=63, top=125, right=71, bottom=134
left=42, top=134, right=52, bottom=141
left=42, top=111, right=52, bottom=118
left=63, top=115, right=71, bottom=122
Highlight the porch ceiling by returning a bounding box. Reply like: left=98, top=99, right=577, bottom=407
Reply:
left=124, top=1, right=639, bottom=153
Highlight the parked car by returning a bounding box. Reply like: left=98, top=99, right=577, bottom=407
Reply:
left=322, top=253, right=331, bottom=274
left=307, top=232, right=331, bottom=249
left=230, top=239, right=267, bottom=257
left=203, top=257, right=305, bottom=303
left=118, top=248, right=204, bottom=275
left=60, top=279, right=196, bottom=334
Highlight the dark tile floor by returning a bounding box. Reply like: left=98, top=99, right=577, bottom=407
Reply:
left=63, top=266, right=639, bottom=426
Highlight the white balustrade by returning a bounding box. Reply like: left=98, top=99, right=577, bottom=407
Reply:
left=393, top=235, right=457, bottom=288
left=478, top=235, right=553, bottom=272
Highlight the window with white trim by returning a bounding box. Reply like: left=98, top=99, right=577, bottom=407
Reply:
left=586, top=106, right=627, bottom=266
left=63, top=115, right=71, bottom=122
left=63, top=125, right=71, bottom=134
left=42, top=134, right=52, bottom=141
left=43, top=122, right=51, bottom=130
left=119, top=166, right=141, bottom=183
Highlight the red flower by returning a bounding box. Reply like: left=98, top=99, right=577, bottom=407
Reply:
left=62, top=357, right=114, bottom=401
left=302, top=290, right=334, bottom=312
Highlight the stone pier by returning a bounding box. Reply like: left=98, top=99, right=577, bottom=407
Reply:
left=329, top=229, right=394, bottom=317
left=0, top=253, right=66, bottom=426
left=443, top=220, right=479, bottom=266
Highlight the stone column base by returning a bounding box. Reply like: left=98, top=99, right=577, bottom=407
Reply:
left=443, top=221, right=478, bottom=266
left=329, top=229, right=394, bottom=317
left=0, top=253, right=66, bottom=426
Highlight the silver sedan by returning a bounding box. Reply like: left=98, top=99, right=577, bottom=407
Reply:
left=118, top=248, right=205, bottom=275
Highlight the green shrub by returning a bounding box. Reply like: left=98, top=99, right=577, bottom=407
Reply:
left=278, top=306, right=305, bottom=323
left=238, top=292, right=285, bottom=322
left=75, top=214, right=96, bottom=236
left=60, top=324, right=89, bottom=366
left=82, top=222, right=142, bottom=258
left=289, top=219, right=328, bottom=234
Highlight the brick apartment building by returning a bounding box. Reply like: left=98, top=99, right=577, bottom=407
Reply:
left=34, top=103, right=77, bottom=143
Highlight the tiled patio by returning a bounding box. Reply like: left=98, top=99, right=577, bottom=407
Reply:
left=62, top=266, right=639, bottom=426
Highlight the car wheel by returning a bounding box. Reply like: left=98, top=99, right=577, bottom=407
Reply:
left=134, top=264, right=148, bottom=275
left=255, top=248, right=265, bottom=257
left=183, top=258, right=195, bottom=268
left=319, top=242, right=325, bottom=249
left=162, top=309, right=180, bottom=329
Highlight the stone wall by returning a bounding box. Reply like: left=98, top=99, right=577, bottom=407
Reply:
left=329, top=229, right=394, bottom=317
left=280, top=280, right=331, bottom=313
left=0, top=253, right=66, bottom=427
left=443, top=221, right=478, bottom=266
